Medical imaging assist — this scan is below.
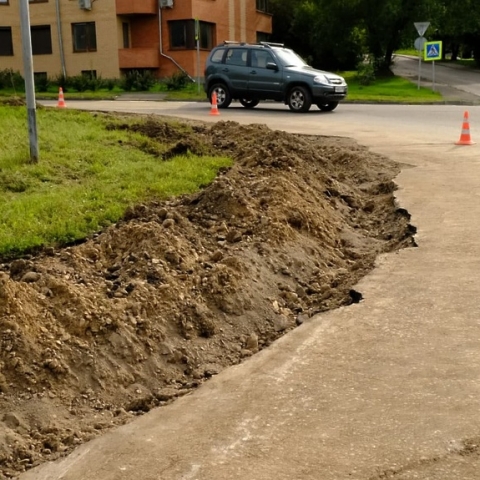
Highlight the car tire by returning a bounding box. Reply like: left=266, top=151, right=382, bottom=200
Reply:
left=287, top=86, right=312, bottom=113
left=317, top=101, right=339, bottom=112
left=239, top=98, right=260, bottom=109
left=209, top=83, right=232, bottom=109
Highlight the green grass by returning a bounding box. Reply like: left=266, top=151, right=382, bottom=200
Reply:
left=342, top=71, right=442, bottom=103
left=395, top=49, right=420, bottom=56
left=0, top=107, right=232, bottom=257
left=441, top=58, right=478, bottom=68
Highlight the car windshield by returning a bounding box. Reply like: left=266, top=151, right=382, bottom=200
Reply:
left=274, top=49, right=308, bottom=67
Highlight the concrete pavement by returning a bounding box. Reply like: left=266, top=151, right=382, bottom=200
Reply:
left=20, top=103, right=480, bottom=479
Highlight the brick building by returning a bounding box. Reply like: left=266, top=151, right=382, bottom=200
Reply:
left=0, top=0, right=272, bottom=80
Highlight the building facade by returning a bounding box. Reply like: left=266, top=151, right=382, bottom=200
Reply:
left=0, top=0, right=272, bottom=80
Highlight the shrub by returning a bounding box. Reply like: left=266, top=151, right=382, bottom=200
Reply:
left=101, top=78, right=118, bottom=91
left=34, top=73, right=50, bottom=93
left=0, top=69, right=24, bottom=91
left=164, top=72, right=190, bottom=91
left=356, top=59, right=376, bottom=86
left=121, top=70, right=157, bottom=91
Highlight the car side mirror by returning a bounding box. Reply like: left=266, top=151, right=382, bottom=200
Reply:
left=266, top=62, right=278, bottom=71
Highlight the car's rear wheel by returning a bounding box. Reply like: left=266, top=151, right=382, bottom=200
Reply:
left=287, top=86, right=312, bottom=112
left=239, top=98, right=259, bottom=109
left=317, top=101, right=339, bottom=112
left=209, top=83, right=232, bottom=109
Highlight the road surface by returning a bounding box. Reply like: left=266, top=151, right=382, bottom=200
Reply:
left=20, top=100, right=480, bottom=479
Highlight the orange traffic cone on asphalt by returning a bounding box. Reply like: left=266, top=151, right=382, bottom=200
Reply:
left=209, top=92, right=220, bottom=116
left=57, top=87, right=66, bottom=108
left=455, top=110, right=475, bottom=145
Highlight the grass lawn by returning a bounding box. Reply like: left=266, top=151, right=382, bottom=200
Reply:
left=0, top=67, right=452, bottom=257
left=342, top=71, right=442, bottom=103
left=0, top=106, right=231, bottom=258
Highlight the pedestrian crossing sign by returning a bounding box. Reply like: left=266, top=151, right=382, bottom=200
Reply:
left=424, top=41, right=442, bottom=61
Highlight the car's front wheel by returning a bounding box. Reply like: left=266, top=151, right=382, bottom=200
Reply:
left=209, top=83, right=232, bottom=109
left=287, top=86, right=312, bottom=113
left=239, top=98, right=259, bottom=109
left=317, top=101, right=339, bottom=112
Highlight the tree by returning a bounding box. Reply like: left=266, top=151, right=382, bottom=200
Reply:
left=270, top=0, right=364, bottom=70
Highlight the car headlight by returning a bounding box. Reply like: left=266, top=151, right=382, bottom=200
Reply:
left=313, top=75, right=329, bottom=85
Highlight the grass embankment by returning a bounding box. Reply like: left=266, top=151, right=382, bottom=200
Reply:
left=343, top=72, right=442, bottom=103
left=0, top=106, right=231, bottom=258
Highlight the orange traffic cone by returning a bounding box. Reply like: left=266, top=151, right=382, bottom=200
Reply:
left=57, top=87, right=66, bottom=108
left=209, top=92, right=220, bottom=116
left=455, top=110, right=475, bottom=145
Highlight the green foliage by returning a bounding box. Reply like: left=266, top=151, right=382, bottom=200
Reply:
left=50, top=73, right=119, bottom=93
left=0, top=69, right=24, bottom=91
left=34, top=74, right=50, bottom=93
left=270, top=0, right=480, bottom=71
left=356, top=59, right=376, bottom=85
left=341, top=71, right=442, bottom=102
left=0, top=107, right=232, bottom=257
left=121, top=70, right=157, bottom=91
left=163, top=72, right=191, bottom=91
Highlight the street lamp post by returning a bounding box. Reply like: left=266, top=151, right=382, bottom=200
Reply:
left=19, top=0, right=39, bottom=163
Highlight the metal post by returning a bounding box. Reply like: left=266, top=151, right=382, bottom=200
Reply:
left=195, top=19, right=201, bottom=94
left=19, top=0, right=39, bottom=163
left=418, top=52, right=421, bottom=90
left=432, top=61, right=435, bottom=91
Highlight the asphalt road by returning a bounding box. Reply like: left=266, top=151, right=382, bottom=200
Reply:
left=21, top=99, right=480, bottom=479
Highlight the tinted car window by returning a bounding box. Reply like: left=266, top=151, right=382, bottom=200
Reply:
left=252, top=50, right=274, bottom=68
left=225, top=48, right=248, bottom=66
left=210, top=48, right=225, bottom=63
left=273, top=49, right=307, bottom=67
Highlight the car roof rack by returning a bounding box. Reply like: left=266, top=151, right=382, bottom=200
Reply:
left=259, top=41, right=285, bottom=48
left=219, top=41, right=285, bottom=48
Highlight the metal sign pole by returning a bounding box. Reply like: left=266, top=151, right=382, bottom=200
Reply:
left=19, top=0, right=39, bottom=163
left=414, top=22, right=430, bottom=91
left=195, top=19, right=201, bottom=94
left=418, top=53, right=421, bottom=90
left=432, top=61, right=435, bottom=91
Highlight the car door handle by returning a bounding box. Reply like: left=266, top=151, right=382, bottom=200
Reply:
left=250, top=70, right=257, bottom=74
left=222, top=68, right=230, bottom=72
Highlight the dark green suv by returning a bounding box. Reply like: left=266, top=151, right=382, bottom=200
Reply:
left=204, top=41, right=347, bottom=113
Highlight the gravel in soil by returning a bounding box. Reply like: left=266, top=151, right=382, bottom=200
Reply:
left=0, top=117, right=415, bottom=478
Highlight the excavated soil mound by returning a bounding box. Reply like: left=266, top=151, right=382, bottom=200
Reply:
left=0, top=118, right=415, bottom=478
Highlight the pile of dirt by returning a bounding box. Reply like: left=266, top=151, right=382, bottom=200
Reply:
left=0, top=118, right=415, bottom=478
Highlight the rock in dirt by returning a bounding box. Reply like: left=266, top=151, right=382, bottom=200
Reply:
left=0, top=117, right=416, bottom=477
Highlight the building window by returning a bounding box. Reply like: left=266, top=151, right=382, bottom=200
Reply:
left=0, top=27, right=13, bottom=55
left=0, top=0, right=9, bottom=4
left=256, top=32, right=270, bottom=43
left=122, top=22, right=130, bottom=48
left=256, top=0, right=269, bottom=13
left=34, top=72, right=47, bottom=81
left=169, top=20, right=214, bottom=50
left=31, top=25, right=52, bottom=55
left=29, top=0, right=49, bottom=3
left=199, top=22, right=214, bottom=49
left=81, top=70, right=97, bottom=78
left=72, top=22, right=97, bottom=52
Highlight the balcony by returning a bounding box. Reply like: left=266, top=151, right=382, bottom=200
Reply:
left=119, top=48, right=159, bottom=69
left=116, top=0, right=158, bottom=15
